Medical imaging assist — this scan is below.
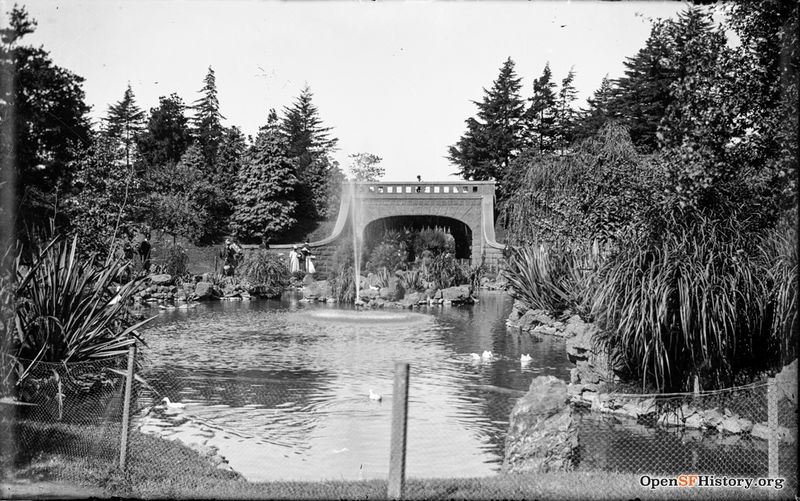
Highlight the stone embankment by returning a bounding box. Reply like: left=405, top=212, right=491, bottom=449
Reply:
left=503, top=301, right=798, bottom=473
left=131, top=273, right=284, bottom=306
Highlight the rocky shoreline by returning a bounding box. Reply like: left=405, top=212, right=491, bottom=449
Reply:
left=503, top=299, right=798, bottom=473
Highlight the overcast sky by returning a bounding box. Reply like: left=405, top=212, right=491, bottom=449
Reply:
left=20, top=0, right=688, bottom=181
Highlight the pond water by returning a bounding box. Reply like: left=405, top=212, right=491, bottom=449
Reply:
left=138, top=291, right=572, bottom=481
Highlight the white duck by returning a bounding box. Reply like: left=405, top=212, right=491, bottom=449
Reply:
left=470, top=353, right=482, bottom=361
left=161, top=397, right=186, bottom=410
left=481, top=350, right=493, bottom=360
left=520, top=354, right=532, bottom=364
left=369, top=389, right=382, bottom=402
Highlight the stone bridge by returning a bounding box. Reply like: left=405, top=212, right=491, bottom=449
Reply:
left=263, top=181, right=506, bottom=274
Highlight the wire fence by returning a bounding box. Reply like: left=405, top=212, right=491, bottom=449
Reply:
left=1, top=348, right=796, bottom=499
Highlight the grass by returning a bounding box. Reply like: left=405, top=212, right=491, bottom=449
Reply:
left=2, top=420, right=785, bottom=500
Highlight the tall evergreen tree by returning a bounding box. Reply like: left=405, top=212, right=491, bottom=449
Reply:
left=137, top=93, right=191, bottom=170
left=103, top=84, right=145, bottom=168
left=232, top=111, right=298, bottom=243
left=192, top=66, right=225, bottom=167
left=554, top=68, right=579, bottom=153
left=525, top=63, right=558, bottom=154
left=574, top=75, right=618, bottom=142
left=448, top=57, right=526, bottom=199
left=280, top=85, right=339, bottom=221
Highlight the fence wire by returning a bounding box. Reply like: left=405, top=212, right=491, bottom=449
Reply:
left=1, top=348, right=796, bottom=499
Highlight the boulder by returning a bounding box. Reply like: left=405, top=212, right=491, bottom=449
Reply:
left=751, top=422, right=770, bottom=440
left=502, top=376, right=579, bottom=473
left=149, top=274, right=173, bottom=286
left=440, top=285, right=471, bottom=302
left=684, top=412, right=704, bottom=429
left=379, top=287, right=392, bottom=300
left=702, top=408, right=724, bottom=428
left=360, top=287, right=380, bottom=299
left=366, top=273, right=383, bottom=288
left=398, top=292, right=423, bottom=308
left=194, top=281, right=216, bottom=300
left=775, top=359, right=797, bottom=405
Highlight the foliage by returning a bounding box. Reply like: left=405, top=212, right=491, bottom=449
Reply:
left=191, top=66, right=225, bottom=167
left=412, top=228, right=454, bottom=260
left=238, top=250, right=289, bottom=297
left=136, top=93, right=191, bottom=169
left=422, top=253, right=471, bottom=290
left=365, top=240, right=405, bottom=273
left=0, top=5, right=91, bottom=196
left=63, top=137, right=143, bottom=258
left=504, top=242, right=599, bottom=317
left=280, top=85, right=339, bottom=221
left=162, top=244, right=188, bottom=278
left=448, top=58, right=526, bottom=200
left=9, top=235, right=153, bottom=388
left=102, top=84, right=145, bottom=168
left=591, top=213, right=794, bottom=392
left=230, top=113, right=298, bottom=244
left=503, top=124, right=656, bottom=246
left=328, top=264, right=356, bottom=303
left=525, top=63, right=558, bottom=154
left=396, top=269, right=422, bottom=294
left=347, top=152, right=384, bottom=182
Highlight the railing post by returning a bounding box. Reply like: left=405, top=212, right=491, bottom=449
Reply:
left=767, top=376, right=778, bottom=479
left=119, top=343, right=137, bottom=470
left=388, top=362, right=410, bottom=500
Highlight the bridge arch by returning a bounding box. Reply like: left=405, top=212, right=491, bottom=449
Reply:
left=363, top=215, right=473, bottom=260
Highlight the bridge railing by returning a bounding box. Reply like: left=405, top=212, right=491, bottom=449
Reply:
left=352, top=181, right=495, bottom=197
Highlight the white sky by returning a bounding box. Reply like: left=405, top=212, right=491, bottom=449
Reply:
left=18, top=0, right=688, bottom=181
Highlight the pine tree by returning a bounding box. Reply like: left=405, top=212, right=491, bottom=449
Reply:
left=104, top=84, right=145, bottom=168
left=192, top=66, right=225, bottom=167
left=137, top=93, right=191, bottom=169
left=280, top=85, right=338, bottom=221
left=232, top=111, right=298, bottom=243
left=448, top=58, right=526, bottom=196
left=554, top=68, right=579, bottom=153
left=574, top=75, right=618, bottom=142
left=525, top=63, right=558, bottom=154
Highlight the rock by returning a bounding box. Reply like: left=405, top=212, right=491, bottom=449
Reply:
left=366, top=273, right=382, bottom=288
left=302, top=280, right=331, bottom=300
left=502, top=376, right=579, bottom=473
left=702, top=408, right=724, bottom=428
left=565, top=320, right=600, bottom=359
left=379, top=287, right=392, bottom=300
left=302, top=274, right=315, bottom=285
left=751, top=422, right=770, bottom=440
left=194, top=281, right=216, bottom=300
left=361, top=288, right=380, bottom=299
left=719, top=416, right=743, bottom=434
left=149, top=274, right=173, bottom=286
left=684, top=413, right=704, bottom=429
left=775, top=359, right=797, bottom=405
left=569, top=368, right=580, bottom=385
left=440, top=285, right=471, bottom=302
left=398, top=292, right=423, bottom=308
left=532, top=325, right=560, bottom=336
left=657, top=413, right=683, bottom=427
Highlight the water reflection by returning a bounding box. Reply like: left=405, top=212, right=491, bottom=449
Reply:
left=139, top=291, right=572, bottom=481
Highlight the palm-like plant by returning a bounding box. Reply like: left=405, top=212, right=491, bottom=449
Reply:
left=10, top=235, right=153, bottom=388
left=238, top=250, right=289, bottom=297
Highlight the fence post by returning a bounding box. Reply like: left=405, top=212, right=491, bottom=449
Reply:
left=119, top=343, right=137, bottom=470
left=767, top=376, right=778, bottom=479
left=388, top=362, right=409, bottom=500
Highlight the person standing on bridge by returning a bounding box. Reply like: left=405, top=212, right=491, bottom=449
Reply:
left=416, top=174, right=422, bottom=193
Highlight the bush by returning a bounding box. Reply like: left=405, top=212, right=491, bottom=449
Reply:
left=413, top=228, right=454, bottom=259
left=504, top=242, right=600, bottom=317
left=422, top=253, right=471, bottom=290
left=163, top=244, right=188, bottom=278
left=9, top=235, right=153, bottom=393
left=396, top=269, right=422, bottom=294
left=238, top=250, right=289, bottom=297
left=366, top=241, right=406, bottom=273
left=329, top=264, right=357, bottom=303
left=591, top=213, right=795, bottom=392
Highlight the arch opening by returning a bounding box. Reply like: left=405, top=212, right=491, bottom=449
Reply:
left=362, top=215, right=473, bottom=261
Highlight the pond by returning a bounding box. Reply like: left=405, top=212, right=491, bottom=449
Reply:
left=138, top=291, right=572, bottom=482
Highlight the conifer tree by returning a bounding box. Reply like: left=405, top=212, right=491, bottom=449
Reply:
left=448, top=57, right=526, bottom=197
left=232, top=110, right=298, bottom=243
left=525, top=63, right=558, bottom=154
left=280, top=85, right=338, bottom=221
left=192, top=66, right=225, bottom=167
left=574, top=75, right=618, bottom=142
left=104, top=84, right=145, bottom=168
left=554, top=68, right=579, bottom=153
left=137, top=93, right=191, bottom=170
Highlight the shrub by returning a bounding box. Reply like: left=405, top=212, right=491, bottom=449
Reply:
left=329, top=264, right=357, bottom=303
left=422, top=253, right=471, bottom=290
left=366, top=241, right=404, bottom=273
left=591, top=213, right=794, bottom=392
left=504, top=242, right=600, bottom=317
left=412, top=228, right=454, bottom=259
left=163, top=244, right=188, bottom=278
left=238, top=250, right=289, bottom=297
left=9, top=235, right=154, bottom=392
left=397, top=269, right=422, bottom=294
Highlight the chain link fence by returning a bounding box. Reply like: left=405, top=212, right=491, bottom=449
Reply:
left=1, top=347, right=796, bottom=499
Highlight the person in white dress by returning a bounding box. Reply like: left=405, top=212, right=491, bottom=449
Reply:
left=289, top=245, right=300, bottom=273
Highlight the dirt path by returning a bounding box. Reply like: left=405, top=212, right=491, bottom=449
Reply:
left=1, top=479, right=106, bottom=499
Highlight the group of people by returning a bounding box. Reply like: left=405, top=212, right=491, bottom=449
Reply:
left=221, top=238, right=243, bottom=277
left=289, top=242, right=315, bottom=274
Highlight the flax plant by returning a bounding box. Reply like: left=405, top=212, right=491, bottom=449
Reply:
left=591, top=214, right=792, bottom=392
left=10, top=235, right=153, bottom=388
left=238, top=250, right=289, bottom=297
